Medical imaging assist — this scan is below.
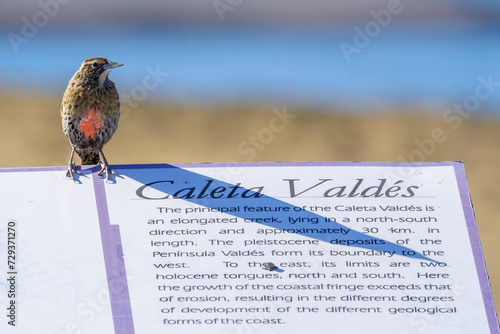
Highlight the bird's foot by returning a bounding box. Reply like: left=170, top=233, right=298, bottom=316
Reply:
left=66, top=162, right=83, bottom=182
left=97, top=162, right=116, bottom=182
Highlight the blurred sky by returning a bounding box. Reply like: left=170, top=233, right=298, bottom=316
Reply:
left=1, top=0, right=500, bottom=115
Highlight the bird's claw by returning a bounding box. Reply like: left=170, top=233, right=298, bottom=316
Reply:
left=66, top=163, right=83, bottom=182
left=98, top=163, right=116, bottom=182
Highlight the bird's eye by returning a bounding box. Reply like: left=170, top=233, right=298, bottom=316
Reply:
left=91, top=62, right=99, bottom=68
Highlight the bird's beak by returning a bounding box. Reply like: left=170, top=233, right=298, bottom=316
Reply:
left=103, top=61, right=123, bottom=70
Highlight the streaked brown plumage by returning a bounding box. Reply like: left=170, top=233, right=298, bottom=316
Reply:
left=61, top=57, right=122, bottom=181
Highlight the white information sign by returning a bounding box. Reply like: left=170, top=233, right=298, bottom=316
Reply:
left=0, top=162, right=498, bottom=333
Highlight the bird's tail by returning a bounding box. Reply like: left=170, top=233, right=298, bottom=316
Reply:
left=78, top=150, right=100, bottom=165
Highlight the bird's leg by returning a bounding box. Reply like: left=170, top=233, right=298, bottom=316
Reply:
left=66, top=147, right=83, bottom=181
left=97, top=149, right=116, bottom=182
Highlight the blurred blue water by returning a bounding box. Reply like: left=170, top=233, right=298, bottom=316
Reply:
left=2, top=25, right=500, bottom=114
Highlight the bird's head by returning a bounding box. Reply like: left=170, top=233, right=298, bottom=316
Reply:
left=78, top=57, right=123, bottom=88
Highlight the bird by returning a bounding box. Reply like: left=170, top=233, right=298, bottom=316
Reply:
left=61, top=57, right=123, bottom=181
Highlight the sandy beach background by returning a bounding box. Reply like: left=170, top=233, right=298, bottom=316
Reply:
left=1, top=92, right=499, bottom=309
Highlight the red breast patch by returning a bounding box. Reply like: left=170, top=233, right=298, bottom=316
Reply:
left=79, top=107, right=105, bottom=140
